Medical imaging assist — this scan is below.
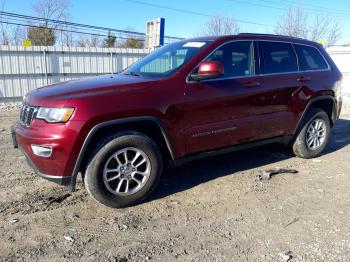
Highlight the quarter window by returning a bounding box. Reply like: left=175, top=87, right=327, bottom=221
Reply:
left=294, top=44, right=328, bottom=71
left=260, top=42, right=298, bottom=74
left=206, top=41, right=255, bottom=78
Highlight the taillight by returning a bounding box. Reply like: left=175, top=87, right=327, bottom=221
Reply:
left=335, top=74, right=343, bottom=99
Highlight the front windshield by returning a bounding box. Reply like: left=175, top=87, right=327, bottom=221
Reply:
left=123, top=41, right=209, bottom=78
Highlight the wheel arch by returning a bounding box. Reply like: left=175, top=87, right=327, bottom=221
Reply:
left=69, top=116, right=175, bottom=191
left=293, top=95, right=336, bottom=136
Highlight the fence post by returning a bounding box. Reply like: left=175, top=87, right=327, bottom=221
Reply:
left=43, top=49, right=49, bottom=85
left=110, top=51, right=113, bottom=74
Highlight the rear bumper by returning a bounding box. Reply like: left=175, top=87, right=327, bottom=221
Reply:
left=336, top=96, right=343, bottom=120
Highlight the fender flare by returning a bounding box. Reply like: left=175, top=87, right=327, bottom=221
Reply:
left=293, top=95, right=336, bottom=135
left=68, top=116, right=175, bottom=191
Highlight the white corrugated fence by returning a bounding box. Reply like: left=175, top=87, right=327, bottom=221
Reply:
left=0, top=45, right=151, bottom=100
left=327, top=46, right=350, bottom=96
left=0, top=45, right=350, bottom=101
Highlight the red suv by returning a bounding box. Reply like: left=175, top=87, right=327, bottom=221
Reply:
left=12, top=34, right=343, bottom=208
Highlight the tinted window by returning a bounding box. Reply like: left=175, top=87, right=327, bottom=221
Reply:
left=294, top=44, right=328, bottom=71
left=206, top=41, right=254, bottom=78
left=260, top=42, right=298, bottom=74
left=124, top=41, right=209, bottom=78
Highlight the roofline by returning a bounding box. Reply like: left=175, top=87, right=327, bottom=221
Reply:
left=185, top=33, right=319, bottom=46
left=238, top=33, right=321, bottom=43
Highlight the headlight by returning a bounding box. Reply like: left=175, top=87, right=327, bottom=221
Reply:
left=36, top=107, right=75, bottom=123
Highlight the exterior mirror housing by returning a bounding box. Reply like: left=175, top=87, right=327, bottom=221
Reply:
left=191, top=61, right=224, bottom=81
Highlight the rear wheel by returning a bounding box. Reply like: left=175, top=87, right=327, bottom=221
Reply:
left=292, top=108, right=331, bottom=159
left=84, top=132, right=162, bottom=208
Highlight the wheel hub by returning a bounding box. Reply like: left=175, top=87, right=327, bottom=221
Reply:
left=103, top=147, right=151, bottom=196
left=306, top=118, right=327, bottom=150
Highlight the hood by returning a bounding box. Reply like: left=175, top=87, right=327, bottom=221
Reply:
left=26, top=74, right=158, bottom=106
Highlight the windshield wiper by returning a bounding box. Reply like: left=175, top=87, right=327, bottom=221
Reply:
left=123, top=71, right=141, bottom=77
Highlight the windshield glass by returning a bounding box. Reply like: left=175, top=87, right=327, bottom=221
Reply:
left=123, top=41, right=209, bottom=78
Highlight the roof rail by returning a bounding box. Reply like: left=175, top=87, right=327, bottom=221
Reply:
left=238, top=33, right=305, bottom=40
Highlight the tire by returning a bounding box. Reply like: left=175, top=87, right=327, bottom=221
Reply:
left=292, top=108, right=331, bottom=159
left=84, top=132, right=163, bottom=208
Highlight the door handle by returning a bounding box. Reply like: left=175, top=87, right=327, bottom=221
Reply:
left=244, top=81, right=260, bottom=88
left=297, top=76, right=311, bottom=82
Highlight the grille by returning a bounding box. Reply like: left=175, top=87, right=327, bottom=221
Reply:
left=19, top=105, right=38, bottom=127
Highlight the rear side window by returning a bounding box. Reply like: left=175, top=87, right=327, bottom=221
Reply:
left=294, top=44, right=328, bottom=71
left=260, top=42, right=298, bottom=74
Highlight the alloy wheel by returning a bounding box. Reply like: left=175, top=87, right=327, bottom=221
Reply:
left=103, top=147, right=151, bottom=195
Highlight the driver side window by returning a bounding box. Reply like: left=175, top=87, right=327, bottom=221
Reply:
left=206, top=41, right=255, bottom=78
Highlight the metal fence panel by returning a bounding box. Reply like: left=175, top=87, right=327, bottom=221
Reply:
left=327, top=46, right=350, bottom=96
left=0, top=45, right=151, bottom=99
left=2, top=45, right=349, bottom=100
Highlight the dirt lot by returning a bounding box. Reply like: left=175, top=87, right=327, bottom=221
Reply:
left=0, top=107, right=350, bottom=262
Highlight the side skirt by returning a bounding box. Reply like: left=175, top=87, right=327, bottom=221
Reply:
left=171, top=135, right=293, bottom=167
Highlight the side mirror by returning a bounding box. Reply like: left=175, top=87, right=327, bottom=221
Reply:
left=191, top=61, right=224, bottom=81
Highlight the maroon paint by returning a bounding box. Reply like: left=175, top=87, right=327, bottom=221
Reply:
left=13, top=34, right=342, bottom=180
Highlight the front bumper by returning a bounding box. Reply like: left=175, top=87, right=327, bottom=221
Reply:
left=11, top=119, right=84, bottom=188
left=11, top=125, right=72, bottom=186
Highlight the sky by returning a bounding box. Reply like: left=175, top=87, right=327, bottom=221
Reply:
left=2, top=0, right=350, bottom=44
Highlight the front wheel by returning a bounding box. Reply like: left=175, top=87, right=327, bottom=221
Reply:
left=84, top=132, right=163, bottom=208
left=292, top=108, right=331, bottom=159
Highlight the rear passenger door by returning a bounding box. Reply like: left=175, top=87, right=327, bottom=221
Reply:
left=293, top=43, right=330, bottom=94
left=257, top=41, right=301, bottom=135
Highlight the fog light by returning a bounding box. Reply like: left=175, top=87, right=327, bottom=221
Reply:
left=31, top=145, right=52, bottom=158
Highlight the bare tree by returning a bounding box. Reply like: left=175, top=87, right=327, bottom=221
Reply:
left=75, top=35, right=102, bottom=48
left=32, top=0, right=71, bottom=27
left=75, top=36, right=87, bottom=47
left=308, top=16, right=341, bottom=46
left=57, top=17, right=74, bottom=46
left=275, top=6, right=341, bottom=47
left=275, top=6, right=308, bottom=39
left=29, top=0, right=71, bottom=46
left=117, top=27, right=144, bottom=49
left=88, top=35, right=101, bottom=47
left=12, top=25, right=26, bottom=45
left=119, top=38, right=144, bottom=49
left=201, top=15, right=240, bottom=36
left=0, top=0, right=9, bottom=45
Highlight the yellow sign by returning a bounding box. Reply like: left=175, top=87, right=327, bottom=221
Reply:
left=22, top=40, right=32, bottom=47
left=317, top=39, right=325, bottom=46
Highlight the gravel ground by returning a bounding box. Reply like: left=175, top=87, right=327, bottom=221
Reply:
left=0, top=102, right=21, bottom=111
left=0, top=106, right=350, bottom=262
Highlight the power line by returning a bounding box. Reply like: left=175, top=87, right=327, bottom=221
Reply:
left=279, top=0, right=350, bottom=15
left=255, top=0, right=350, bottom=17
left=0, top=12, right=145, bottom=36
left=0, top=11, right=184, bottom=40
left=121, top=0, right=274, bottom=27
left=226, top=0, right=350, bottom=19
left=0, top=20, right=146, bottom=41
left=2, top=15, right=121, bottom=37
